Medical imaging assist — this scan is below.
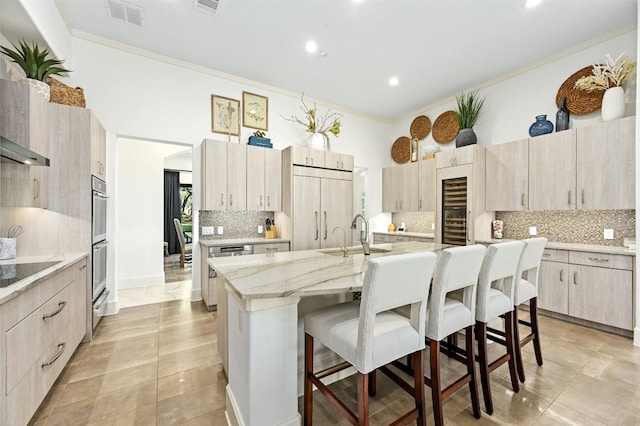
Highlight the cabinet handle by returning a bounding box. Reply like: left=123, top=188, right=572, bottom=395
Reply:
left=560, top=269, right=563, bottom=282
left=314, top=211, right=319, bottom=240
left=450, top=158, right=454, bottom=166
left=466, top=210, right=471, bottom=242
left=521, top=193, right=525, bottom=207
left=337, top=161, right=340, bottom=168
left=305, top=156, right=309, bottom=165
left=33, top=178, right=39, bottom=200
left=42, top=342, right=66, bottom=368
left=419, top=199, right=422, bottom=209
left=395, top=200, right=398, bottom=210
left=260, top=195, right=263, bottom=208
left=542, top=253, right=551, bottom=257
left=43, top=301, right=67, bottom=320
left=581, top=190, right=585, bottom=205
left=568, top=190, right=572, bottom=205
left=341, top=161, right=344, bottom=168
left=323, top=211, right=328, bottom=240
left=311, top=158, right=314, bottom=166
left=220, top=193, right=224, bottom=206
left=573, top=271, right=577, bottom=285
left=230, top=194, right=233, bottom=206
left=588, top=257, right=610, bottom=263
left=79, top=264, right=87, bottom=270
left=267, top=195, right=271, bottom=207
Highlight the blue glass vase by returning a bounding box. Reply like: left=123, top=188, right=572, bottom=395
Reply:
left=529, top=115, right=554, bottom=137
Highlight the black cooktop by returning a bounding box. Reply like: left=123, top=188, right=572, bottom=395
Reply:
left=0, top=261, right=61, bottom=288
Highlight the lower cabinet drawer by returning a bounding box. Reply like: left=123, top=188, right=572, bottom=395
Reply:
left=568, top=251, right=633, bottom=270
left=253, top=242, right=290, bottom=254
left=373, top=234, right=392, bottom=243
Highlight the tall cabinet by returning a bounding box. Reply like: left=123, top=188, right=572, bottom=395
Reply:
left=201, top=139, right=247, bottom=211
left=278, top=146, right=354, bottom=251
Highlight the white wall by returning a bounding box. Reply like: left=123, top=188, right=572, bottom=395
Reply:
left=389, top=30, right=637, bottom=159
left=115, top=138, right=186, bottom=289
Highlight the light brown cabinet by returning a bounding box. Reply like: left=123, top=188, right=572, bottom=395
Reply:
left=246, top=145, right=282, bottom=211
left=576, top=116, right=635, bottom=210
left=252, top=241, right=290, bottom=254
left=325, top=151, right=354, bottom=171
left=381, top=161, right=419, bottom=212
left=528, top=129, right=577, bottom=211
left=372, top=232, right=434, bottom=244
left=289, top=145, right=325, bottom=168
left=485, top=138, right=529, bottom=211
left=0, top=79, right=48, bottom=208
left=1, top=258, right=87, bottom=426
left=201, top=139, right=247, bottom=211
left=538, top=248, right=633, bottom=331
left=418, top=158, right=436, bottom=211
left=280, top=146, right=354, bottom=251
left=90, top=113, right=106, bottom=179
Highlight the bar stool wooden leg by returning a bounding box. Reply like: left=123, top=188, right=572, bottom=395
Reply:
left=504, top=311, right=521, bottom=392
left=413, top=350, right=427, bottom=426
left=475, top=322, right=492, bottom=415
left=304, top=333, right=314, bottom=425
left=513, top=306, right=526, bottom=383
left=430, top=340, right=444, bottom=426
left=530, top=298, right=543, bottom=366
left=465, top=325, right=481, bottom=419
left=357, top=373, right=369, bottom=425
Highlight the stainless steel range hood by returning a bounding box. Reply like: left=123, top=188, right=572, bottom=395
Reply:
left=0, top=136, right=50, bottom=166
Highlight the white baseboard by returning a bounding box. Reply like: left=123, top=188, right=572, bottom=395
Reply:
left=117, top=274, right=165, bottom=289
left=634, top=327, right=640, bottom=347
left=190, top=287, right=202, bottom=302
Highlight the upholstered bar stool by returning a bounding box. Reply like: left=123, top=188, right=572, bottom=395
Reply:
left=304, top=252, right=437, bottom=426
left=474, top=241, right=524, bottom=414
left=513, top=237, right=548, bottom=383
left=424, top=244, right=486, bottom=426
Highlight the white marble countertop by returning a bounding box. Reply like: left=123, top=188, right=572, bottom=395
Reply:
left=0, top=253, right=89, bottom=306
left=199, top=237, right=290, bottom=247
left=373, top=231, right=435, bottom=239
left=209, top=241, right=450, bottom=301
left=476, top=239, right=635, bottom=256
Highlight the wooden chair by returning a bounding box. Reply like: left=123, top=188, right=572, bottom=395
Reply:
left=513, top=237, right=548, bottom=382
left=173, top=218, right=192, bottom=268
left=304, top=252, right=437, bottom=425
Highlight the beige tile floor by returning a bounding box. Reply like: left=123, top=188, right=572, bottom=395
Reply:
left=28, top=255, right=640, bottom=425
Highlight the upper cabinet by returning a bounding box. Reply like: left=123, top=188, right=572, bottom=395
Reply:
left=0, top=79, right=48, bottom=208
left=324, top=151, right=354, bottom=172
left=576, top=116, right=635, bottom=210
left=382, top=158, right=435, bottom=213
left=485, top=138, right=529, bottom=211
left=246, top=145, right=282, bottom=211
left=529, top=129, right=577, bottom=211
left=487, top=116, right=635, bottom=212
left=418, top=158, right=436, bottom=212
left=435, top=145, right=475, bottom=169
left=90, top=113, right=106, bottom=179
left=289, top=146, right=325, bottom=168
left=201, top=139, right=247, bottom=211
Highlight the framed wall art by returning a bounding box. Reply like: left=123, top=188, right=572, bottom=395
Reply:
left=242, top=91, right=269, bottom=131
left=211, top=94, right=240, bottom=136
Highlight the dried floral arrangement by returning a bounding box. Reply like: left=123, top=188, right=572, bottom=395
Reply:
left=282, top=93, right=342, bottom=140
left=574, top=52, right=637, bottom=92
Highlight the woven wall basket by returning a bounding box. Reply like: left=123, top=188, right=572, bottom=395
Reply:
left=46, top=77, right=86, bottom=108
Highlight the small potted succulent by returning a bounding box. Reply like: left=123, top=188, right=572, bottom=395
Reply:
left=454, top=89, right=485, bottom=148
left=0, top=39, right=71, bottom=101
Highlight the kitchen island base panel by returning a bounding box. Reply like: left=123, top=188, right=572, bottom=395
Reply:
left=226, top=291, right=301, bottom=426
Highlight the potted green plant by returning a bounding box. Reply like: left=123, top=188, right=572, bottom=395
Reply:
left=0, top=39, right=71, bottom=101
left=454, top=89, right=485, bottom=148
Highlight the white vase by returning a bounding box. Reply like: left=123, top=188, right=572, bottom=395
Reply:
left=22, top=78, right=50, bottom=101
left=601, top=86, right=625, bottom=121
left=307, top=132, right=329, bottom=151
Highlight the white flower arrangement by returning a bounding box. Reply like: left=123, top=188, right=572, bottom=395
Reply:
left=574, top=52, right=636, bottom=92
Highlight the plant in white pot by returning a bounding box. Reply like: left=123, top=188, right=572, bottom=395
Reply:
left=0, top=39, right=71, bottom=101
left=574, top=52, right=636, bottom=121
left=454, top=89, right=485, bottom=148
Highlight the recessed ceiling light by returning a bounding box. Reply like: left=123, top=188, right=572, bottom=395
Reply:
left=525, top=0, right=542, bottom=8
left=305, top=41, right=317, bottom=53
left=389, top=76, right=399, bottom=86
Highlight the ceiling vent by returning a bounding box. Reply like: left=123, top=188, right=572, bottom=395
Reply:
left=105, top=0, right=145, bottom=27
left=194, top=0, right=220, bottom=15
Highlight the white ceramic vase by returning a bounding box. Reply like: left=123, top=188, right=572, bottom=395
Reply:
left=22, top=78, right=51, bottom=101
left=601, top=86, right=625, bottom=122
left=307, top=132, right=329, bottom=151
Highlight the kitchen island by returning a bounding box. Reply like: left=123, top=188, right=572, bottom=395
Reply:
left=209, top=241, right=451, bottom=426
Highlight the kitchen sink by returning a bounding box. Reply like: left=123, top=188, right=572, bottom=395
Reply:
left=320, top=246, right=390, bottom=256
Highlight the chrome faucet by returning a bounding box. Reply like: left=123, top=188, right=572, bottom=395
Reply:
left=351, top=214, right=370, bottom=255
left=332, top=226, right=348, bottom=257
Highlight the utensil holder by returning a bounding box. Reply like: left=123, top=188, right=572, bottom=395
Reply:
left=0, top=238, right=17, bottom=260
left=265, top=226, right=277, bottom=239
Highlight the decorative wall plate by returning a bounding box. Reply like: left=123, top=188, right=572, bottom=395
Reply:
left=391, top=136, right=411, bottom=163
left=556, top=65, right=605, bottom=115
left=410, top=115, right=431, bottom=140
left=432, top=111, right=459, bottom=144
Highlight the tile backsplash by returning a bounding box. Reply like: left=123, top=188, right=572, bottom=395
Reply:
left=199, top=210, right=275, bottom=239
left=391, top=212, right=436, bottom=233
left=495, top=210, right=635, bottom=246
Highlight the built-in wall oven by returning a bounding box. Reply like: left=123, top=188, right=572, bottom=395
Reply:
left=92, top=176, right=109, bottom=330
